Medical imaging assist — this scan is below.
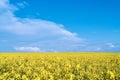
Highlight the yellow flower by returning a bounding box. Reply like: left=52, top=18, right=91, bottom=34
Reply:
left=107, top=71, right=115, bottom=79
left=22, top=75, right=28, bottom=80
left=15, top=74, right=20, bottom=78
left=76, top=64, right=80, bottom=70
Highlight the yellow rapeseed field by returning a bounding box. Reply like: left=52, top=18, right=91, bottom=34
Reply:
left=0, top=52, right=120, bottom=80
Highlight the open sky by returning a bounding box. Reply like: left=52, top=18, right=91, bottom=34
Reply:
left=0, top=0, right=120, bottom=52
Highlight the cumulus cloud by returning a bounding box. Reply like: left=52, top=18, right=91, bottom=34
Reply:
left=0, top=0, right=84, bottom=52
left=0, top=0, right=81, bottom=39
left=0, top=0, right=119, bottom=52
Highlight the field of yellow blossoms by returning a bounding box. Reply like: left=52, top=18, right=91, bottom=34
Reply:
left=0, top=52, right=120, bottom=80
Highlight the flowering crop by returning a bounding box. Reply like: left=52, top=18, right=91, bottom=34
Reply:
left=0, top=53, right=120, bottom=80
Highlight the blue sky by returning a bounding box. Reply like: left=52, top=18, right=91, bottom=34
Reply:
left=0, top=0, right=120, bottom=52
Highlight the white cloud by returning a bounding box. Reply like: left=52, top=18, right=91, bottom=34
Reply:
left=0, top=0, right=84, bottom=52
left=0, top=0, right=81, bottom=40
left=0, top=0, right=8, bottom=8
left=106, top=43, right=116, bottom=48
left=14, top=47, right=41, bottom=52
left=16, top=1, right=29, bottom=8
left=96, top=47, right=101, bottom=51
left=1, top=0, right=118, bottom=52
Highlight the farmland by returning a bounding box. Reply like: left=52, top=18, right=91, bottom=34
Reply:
left=0, top=52, right=120, bottom=80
